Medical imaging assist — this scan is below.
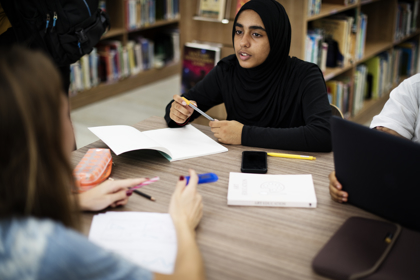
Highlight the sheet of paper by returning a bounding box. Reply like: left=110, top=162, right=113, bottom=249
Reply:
left=89, top=212, right=177, bottom=274
left=89, top=125, right=172, bottom=156
left=143, top=125, right=228, bottom=161
left=227, top=172, right=317, bottom=208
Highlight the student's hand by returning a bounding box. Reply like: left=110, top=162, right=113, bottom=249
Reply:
left=209, top=120, right=244, bottom=145
left=170, top=94, right=196, bottom=124
left=169, top=169, right=203, bottom=231
left=329, top=171, right=348, bottom=203
left=77, top=178, right=147, bottom=211
left=375, top=126, right=405, bottom=138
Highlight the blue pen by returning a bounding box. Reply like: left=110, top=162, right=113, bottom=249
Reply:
left=185, top=173, right=218, bottom=184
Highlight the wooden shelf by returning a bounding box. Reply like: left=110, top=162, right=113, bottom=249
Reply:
left=102, top=28, right=126, bottom=39
left=394, top=29, right=420, bottom=45
left=70, top=62, right=180, bottom=110
left=307, top=3, right=359, bottom=22
left=323, top=62, right=354, bottom=81
left=360, top=0, right=383, bottom=5
left=350, top=90, right=391, bottom=124
left=357, top=41, right=392, bottom=64
left=127, top=18, right=180, bottom=33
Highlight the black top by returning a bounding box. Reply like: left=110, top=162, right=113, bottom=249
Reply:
left=164, top=56, right=332, bottom=152
left=164, top=0, right=332, bottom=152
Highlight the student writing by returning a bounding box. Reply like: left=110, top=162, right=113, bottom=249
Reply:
left=165, top=0, right=332, bottom=152
left=0, top=46, right=205, bottom=280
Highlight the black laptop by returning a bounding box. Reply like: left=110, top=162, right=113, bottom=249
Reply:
left=331, top=116, right=420, bottom=231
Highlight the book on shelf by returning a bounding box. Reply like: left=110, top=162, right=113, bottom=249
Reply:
left=307, top=0, right=321, bottom=17
left=236, top=0, right=250, bottom=15
left=182, top=42, right=221, bottom=94
left=395, top=1, right=419, bottom=41
left=197, top=0, right=226, bottom=21
left=125, top=0, right=180, bottom=30
left=305, top=29, right=328, bottom=72
left=353, top=64, right=368, bottom=116
left=311, top=15, right=354, bottom=67
left=356, top=13, right=367, bottom=60
left=326, top=78, right=352, bottom=118
left=397, top=40, right=420, bottom=77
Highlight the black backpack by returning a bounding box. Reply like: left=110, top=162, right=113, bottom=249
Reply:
left=1, top=0, right=110, bottom=66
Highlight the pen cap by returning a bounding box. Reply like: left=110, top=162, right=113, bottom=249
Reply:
left=185, top=173, right=218, bottom=184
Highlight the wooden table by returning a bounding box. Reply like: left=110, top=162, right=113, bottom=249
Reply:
left=72, top=116, right=381, bottom=280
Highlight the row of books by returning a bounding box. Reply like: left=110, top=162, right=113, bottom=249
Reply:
left=307, top=0, right=357, bottom=18
left=395, top=0, right=419, bottom=41
left=306, top=12, right=359, bottom=69
left=125, top=0, right=179, bottom=30
left=69, top=30, right=180, bottom=95
left=352, top=40, right=420, bottom=116
left=326, top=78, right=352, bottom=118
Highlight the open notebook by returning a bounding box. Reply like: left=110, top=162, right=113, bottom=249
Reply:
left=88, top=124, right=228, bottom=162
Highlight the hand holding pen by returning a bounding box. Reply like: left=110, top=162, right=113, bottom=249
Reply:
left=169, top=94, right=196, bottom=124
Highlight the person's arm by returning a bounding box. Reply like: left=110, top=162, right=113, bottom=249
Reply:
left=240, top=65, right=332, bottom=152
left=370, top=76, right=419, bottom=140
left=155, top=170, right=205, bottom=280
left=164, top=66, right=224, bottom=127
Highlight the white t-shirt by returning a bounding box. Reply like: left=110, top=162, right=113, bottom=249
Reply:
left=370, top=74, right=420, bottom=143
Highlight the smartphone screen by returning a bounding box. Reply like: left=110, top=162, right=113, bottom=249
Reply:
left=241, top=151, right=267, bottom=174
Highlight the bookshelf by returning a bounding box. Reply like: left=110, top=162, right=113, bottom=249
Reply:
left=70, top=1, right=180, bottom=110
left=181, top=0, right=420, bottom=125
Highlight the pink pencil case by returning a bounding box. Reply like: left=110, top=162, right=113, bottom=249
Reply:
left=74, top=148, right=113, bottom=192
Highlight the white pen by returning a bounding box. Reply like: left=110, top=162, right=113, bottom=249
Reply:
left=181, top=97, right=215, bottom=121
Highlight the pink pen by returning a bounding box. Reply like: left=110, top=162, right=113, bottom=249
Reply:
left=127, top=176, right=159, bottom=193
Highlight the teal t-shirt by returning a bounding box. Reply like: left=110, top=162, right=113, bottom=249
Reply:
left=0, top=217, right=153, bottom=280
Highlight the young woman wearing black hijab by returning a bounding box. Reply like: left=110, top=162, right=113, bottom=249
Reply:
left=164, top=0, right=332, bottom=152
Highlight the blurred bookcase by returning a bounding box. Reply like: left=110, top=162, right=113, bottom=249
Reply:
left=70, top=0, right=180, bottom=110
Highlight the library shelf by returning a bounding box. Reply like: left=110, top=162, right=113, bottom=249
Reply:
left=70, top=62, right=180, bottom=110
left=350, top=90, right=391, bottom=124
left=360, top=0, right=383, bottom=5
left=394, top=29, right=420, bottom=45
left=307, top=3, right=359, bottom=22
left=102, top=28, right=126, bottom=39
left=127, top=18, right=180, bottom=32
left=357, top=41, right=393, bottom=64
left=324, top=63, right=354, bottom=81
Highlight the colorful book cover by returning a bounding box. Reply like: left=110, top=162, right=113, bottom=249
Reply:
left=182, top=43, right=220, bottom=94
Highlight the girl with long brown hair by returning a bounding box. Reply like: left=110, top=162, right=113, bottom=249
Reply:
left=0, top=46, right=205, bottom=280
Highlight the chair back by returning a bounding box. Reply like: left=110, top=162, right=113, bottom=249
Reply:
left=330, top=104, right=344, bottom=119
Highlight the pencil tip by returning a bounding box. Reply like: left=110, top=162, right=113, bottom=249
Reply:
left=151, top=197, right=156, bottom=201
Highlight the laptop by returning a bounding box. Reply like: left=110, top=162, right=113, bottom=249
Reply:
left=331, top=116, right=420, bottom=231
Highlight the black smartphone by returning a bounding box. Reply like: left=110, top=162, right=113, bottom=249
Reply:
left=241, top=151, right=267, bottom=174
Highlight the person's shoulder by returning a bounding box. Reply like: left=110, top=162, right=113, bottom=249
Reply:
left=216, top=54, right=237, bottom=72
left=290, top=57, right=322, bottom=73
left=0, top=217, right=59, bottom=279
left=403, top=73, right=420, bottom=88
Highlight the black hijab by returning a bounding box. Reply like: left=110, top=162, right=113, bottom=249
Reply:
left=219, top=0, right=317, bottom=127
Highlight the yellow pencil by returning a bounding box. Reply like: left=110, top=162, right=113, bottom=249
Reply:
left=267, top=152, right=316, bottom=160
